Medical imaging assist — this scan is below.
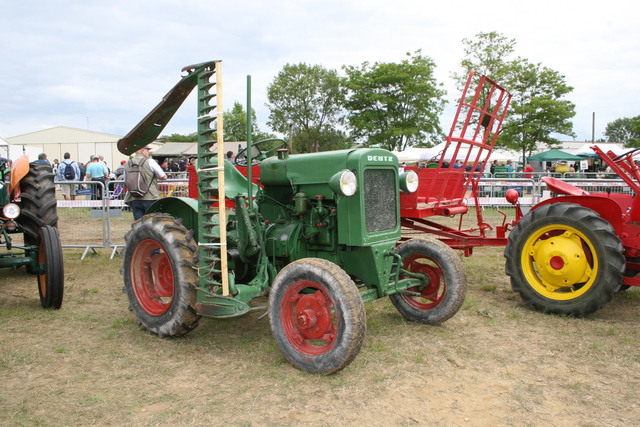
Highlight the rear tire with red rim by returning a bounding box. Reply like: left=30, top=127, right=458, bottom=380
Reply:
left=269, top=258, right=366, bottom=374
left=389, top=238, right=467, bottom=325
left=122, top=213, right=200, bottom=337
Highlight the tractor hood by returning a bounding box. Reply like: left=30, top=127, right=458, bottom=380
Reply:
left=260, top=147, right=398, bottom=196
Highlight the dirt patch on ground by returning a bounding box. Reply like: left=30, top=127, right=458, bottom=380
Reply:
left=1, top=247, right=639, bottom=426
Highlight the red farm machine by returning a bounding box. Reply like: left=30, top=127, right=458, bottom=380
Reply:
left=400, top=72, right=639, bottom=317
left=117, top=61, right=467, bottom=374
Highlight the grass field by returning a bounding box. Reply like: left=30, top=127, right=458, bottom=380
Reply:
left=1, top=246, right=639, bottom=426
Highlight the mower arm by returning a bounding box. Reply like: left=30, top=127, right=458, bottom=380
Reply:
left=117, top=60, right=221, bottom=155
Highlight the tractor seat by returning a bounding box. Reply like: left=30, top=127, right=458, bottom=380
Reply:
left=215, top=159, right=259, bottom=200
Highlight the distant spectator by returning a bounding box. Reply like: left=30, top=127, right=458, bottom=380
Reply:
left=524, top=164, right=534, bottom=179
left=57, top=152, right=81, bottom=200
left=34, top=153, right=50, bottom=165
left=226, top=151, right=235, bottom=159
left=490, top=160, right=498, bottom=174
left=114, top=160, right=126, bottom=179
left=505, top=159, right=514, bottom=173
left=123, top=146, right=167, bottom=220
left=85, top=156, right=109, bottom=200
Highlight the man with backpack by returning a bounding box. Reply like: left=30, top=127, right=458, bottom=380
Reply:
left=56, top=152, right=81, bottom=200
left=123, top=145, right=167, bottom=220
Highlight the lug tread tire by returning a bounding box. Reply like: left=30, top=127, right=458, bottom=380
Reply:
left=505, top=203, right=625, bottom=316
left=269, top=258, right=366, bottom=374
left=19, top=162, right=58, bottom=247
left=123, top=213, right=200, bottom=337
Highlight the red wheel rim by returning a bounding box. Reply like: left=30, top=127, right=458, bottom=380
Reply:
left=280, top=280, right=338, bottom=356
left=400, top=253, right=445, bottom=310
left=130, top=239, right=174, bottom=316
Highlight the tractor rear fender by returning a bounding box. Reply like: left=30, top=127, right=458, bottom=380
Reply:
left=9, top=155, right=30, bottom=195
left=146, top=196, right=200, bottom=242
left=531, top=195, right=626, bottom=235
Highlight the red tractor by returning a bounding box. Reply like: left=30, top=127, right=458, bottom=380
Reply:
left=400, top=72, right=638, bottom=316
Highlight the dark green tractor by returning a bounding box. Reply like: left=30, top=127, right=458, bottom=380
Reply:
left=0, top=156, right=63, bottom=309
left=119, top=61, right=467, bottom=373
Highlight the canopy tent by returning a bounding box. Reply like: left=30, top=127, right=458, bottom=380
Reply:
left=395, top=143, right=519, bottom=164
left=527, top=149, right=583, bottom=162
left=150, top=142, right=198, bottom=157
left=574, top=143, right=625, bottom=158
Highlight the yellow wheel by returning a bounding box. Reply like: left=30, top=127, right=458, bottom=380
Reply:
left=505, top=203, right=624, bottom=316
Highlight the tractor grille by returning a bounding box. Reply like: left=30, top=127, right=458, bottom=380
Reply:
left=363, top=169, right=397, bottom=233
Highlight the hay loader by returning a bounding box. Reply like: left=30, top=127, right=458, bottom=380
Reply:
left=118, top=60, right=467, bottom=374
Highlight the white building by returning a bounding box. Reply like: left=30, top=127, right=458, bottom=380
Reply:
left=6, top=126, right=129, bottom=171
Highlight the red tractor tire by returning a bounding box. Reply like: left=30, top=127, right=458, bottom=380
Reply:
left=389, top=238, right=467, bottom=325
left=269, top=258, right=366, bottom=374
left=122, top=213, right=201, bottom=337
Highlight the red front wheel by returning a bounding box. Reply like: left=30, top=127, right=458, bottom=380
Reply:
left=390, top=238, right=467, bottom=325
left=269, top=258, right=366, bottom=374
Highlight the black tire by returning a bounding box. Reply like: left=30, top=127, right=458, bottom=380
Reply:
left=36, top=225, right=64, bottom=309
left=619, top=257, right=639, bottom=292
left=269, top=258, right=366, bottom=374
left=20, top=162, right=58, bottom=247
left=505, top=203, right=625, bottom=316
left=122, top=213, right=200, bottom=337
left=389, top=238, right=467, bottom=325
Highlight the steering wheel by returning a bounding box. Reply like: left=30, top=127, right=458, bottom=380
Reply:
left=234, top=138, right=288, bottom=166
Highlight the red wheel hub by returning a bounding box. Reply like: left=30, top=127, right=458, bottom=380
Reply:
left=281, top=281, right=337, bottom=356
left=401, top=254, right=445, bottom=309
left=130, top=239, right=175, bottom=316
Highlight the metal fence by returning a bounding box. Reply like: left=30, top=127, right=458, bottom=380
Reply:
left=53, top=175, right=635, bottom=258
left=55, top=178, right=188, bottom=258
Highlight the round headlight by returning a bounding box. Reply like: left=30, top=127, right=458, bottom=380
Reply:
left=3, top=203, right=20, bottom=219
left=399, top=170, right=419, bottom=193
left=329, top=170, right=357, bottom=197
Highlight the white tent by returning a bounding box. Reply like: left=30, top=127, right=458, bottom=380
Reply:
left=574, top=143, right=625, bottom=158
left=396, top=143, right=520, bottom=164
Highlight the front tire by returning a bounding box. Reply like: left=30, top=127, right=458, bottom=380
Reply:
left=269, top=258, right=366, bottom=374
left=122, top=213, right=200, bottom=337
left=505, top=203, right=625, bottom=316
left=389, top=238, right=467, bottom=325
left=37, top=225, right=64, bottom=309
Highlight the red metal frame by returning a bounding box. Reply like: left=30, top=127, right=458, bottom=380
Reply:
left=400, top=72, right=516, bottom=255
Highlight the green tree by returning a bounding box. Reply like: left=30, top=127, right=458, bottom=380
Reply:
left=498, top=59, right=576, bottom=161
left=161, top=132, right=198, bottom=142
left=224, top=101, right=274, bottom=142
left=342, top=50, right=447, bottom=151
left=266, top=63, right=346, bottom=153
left=604, top=116, right=640, bottom=146
left=453, top=31, right=516, bottom=89
left=454, top=32, right=576, bottom=161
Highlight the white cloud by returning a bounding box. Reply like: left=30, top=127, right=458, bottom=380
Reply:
left=1, top=0, right=638, bottom=143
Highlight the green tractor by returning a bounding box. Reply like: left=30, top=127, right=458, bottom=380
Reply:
left=119, top=61, right=466, bottom=373
left=0, top=156, right=63, bottom=309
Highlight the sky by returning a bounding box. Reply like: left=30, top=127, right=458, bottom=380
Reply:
left=1, top=0, right=639, bottom=145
